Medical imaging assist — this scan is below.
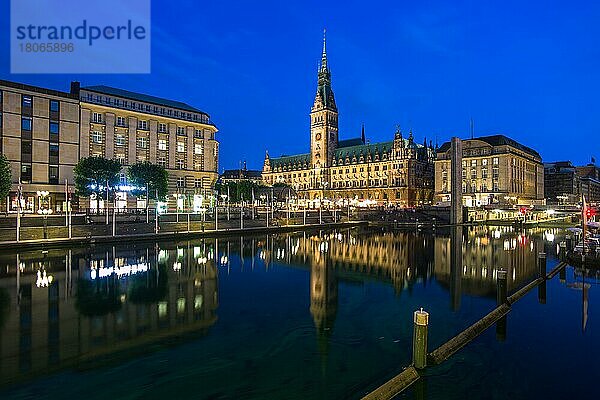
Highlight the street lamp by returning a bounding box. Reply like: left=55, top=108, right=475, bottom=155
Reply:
left=37, top=191, right=51, bottom=239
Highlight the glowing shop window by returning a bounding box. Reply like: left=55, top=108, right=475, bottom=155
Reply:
left=158, top=302, right=168, bottom=318
left=177, top=298, right=186, bottom=314
left=194, top=295, right=203, bottom=310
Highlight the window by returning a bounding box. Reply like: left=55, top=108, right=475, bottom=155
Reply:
left=137, top=137, right=148, bottom=149
left=22, top=95, right=32, bottom=108
left=116, top=154, right=126, bottom=165
left=116, top=134, right=126, bottom=146
left=194, top=178, right=202, bottom=188
left=48, top=166, right=59, bottom=184
left=493, top=157, right=499, bottom=165
left=159, top=123, right=167, bottom=133
left=138, top=120, right=148, bottom=130
left=137, top=154, right=147, bottom=162
left=49, top=143, right=59, bottom=164
left=158, top=139, right=167, bottom=150
left=177, top=142, right=185, bottom=153
left=177, top=127, right=186, bottom=136
left=92, top=112, right=103, bottom=123
left=194, top=143, right=203, bottom=155
left=49, top=122, right=59, bottom=135
left=194, top=162, right=202, bottom=171
left=482, top=159, right=488, bottom=166
left=482, top=168, right=488, bottom=179
left=116, top=116, right=127, bottom=126
left=176, top=159, right=185, bottom=169
left=92, top=131, right=102, bottom=144
left=176, top=177, right=185, bottom=188
left=21, top=164, right=32, bottom=182
left=21, top=117, right=32, bottom=131
left=50, top=100, right=59, bottom=112
left=21, top=141, right=32, bottom=158
left=194, top=129, right=203, bottom=138
left=157, top=157, right=166, bottom=167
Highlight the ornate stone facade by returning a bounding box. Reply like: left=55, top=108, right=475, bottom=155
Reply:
left=262, top=33, right=435, bottom=206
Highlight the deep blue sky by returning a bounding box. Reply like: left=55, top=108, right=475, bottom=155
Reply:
left=1, top=0, right=599, bottom=170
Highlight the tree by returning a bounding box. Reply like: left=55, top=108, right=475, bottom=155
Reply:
left=73, top=156, right=122, bottom=199
left=127, top=162, right=169, bottom=201
left=0, top=154, right=11, bottom=203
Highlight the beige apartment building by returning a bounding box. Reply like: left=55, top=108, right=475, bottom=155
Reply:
left=77, top=84, right=219, bottom=211
left=435, top=135, right=544, bottom=207
left=0, top=80, right=80, bottom=213
left=0, top=79, right=220, bottom=213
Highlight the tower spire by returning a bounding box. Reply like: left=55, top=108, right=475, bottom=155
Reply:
left=321, top=28, right=328, bottom=72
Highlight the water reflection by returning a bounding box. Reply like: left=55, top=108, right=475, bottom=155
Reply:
left=0, top=226, right=558, bottom=392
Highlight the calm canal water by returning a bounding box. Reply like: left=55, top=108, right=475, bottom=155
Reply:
left=0, top=226, right=590, bottom=399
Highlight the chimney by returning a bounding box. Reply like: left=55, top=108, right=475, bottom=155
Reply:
left=70, top=81, right=80, bottom=97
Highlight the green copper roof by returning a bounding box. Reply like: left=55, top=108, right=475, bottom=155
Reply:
left=270, top=153, right=310, bottom=168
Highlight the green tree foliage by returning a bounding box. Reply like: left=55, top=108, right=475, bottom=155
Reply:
left=0, top=288, right=10, bottom=330
left=215, top=180, right=265, bottom=202
left=0, top=154, right=11, bottom=200
left=73, top=156, right=122, bottom=199
left=128, top=266, right=168, bottom=304
left=75, top=278, right=122, bottom=317
left=127, top=162, right=169, bottom=201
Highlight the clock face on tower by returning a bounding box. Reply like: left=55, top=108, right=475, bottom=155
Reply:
left=315, top=133, right=321, bottom=140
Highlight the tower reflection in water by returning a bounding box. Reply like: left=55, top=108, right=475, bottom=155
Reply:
left=0, top=226, right=548, bottom=387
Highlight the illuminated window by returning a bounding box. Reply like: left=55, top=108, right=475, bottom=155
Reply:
left=116, top=134, right=126, bottom=146
left=194, top=143, right=203, bottom=155
left=137, top=137, right=148, bottom=149
left=177, top=142, right=185, bottom=153
left=92, top=131, right=102, bottom=143
left=158, top=139, right=167, bottom=150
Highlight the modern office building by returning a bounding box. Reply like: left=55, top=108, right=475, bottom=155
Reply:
left=435, top=135, right=544, bottom=207
left=76, top=83, right=219, bottom=211
left=544, top=161, right=579, bottom=204
left=0, top=79, right=219, bottom=213
left=0, top=80, right=80, bottom=213
left=262, top=34, right=435, bottom=206
left=576, top=163, right=600, bottom=204
left=543, top=161, right=600, bottom=205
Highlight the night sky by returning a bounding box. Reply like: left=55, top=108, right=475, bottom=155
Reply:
left=1, top=0, right=599, bottom=170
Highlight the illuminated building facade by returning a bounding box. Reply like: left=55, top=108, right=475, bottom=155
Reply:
left=0, top=79, right=219, bottom=213
left=76, top=83, right=219, bottom=211
left=0, top=80, right=80, bottom=213
left=435, top=135, right=544, bottom=207
left=262, top=34, right=435, bottom=206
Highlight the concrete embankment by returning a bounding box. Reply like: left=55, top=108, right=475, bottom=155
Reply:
left=0, top=221, right=367, bottom=251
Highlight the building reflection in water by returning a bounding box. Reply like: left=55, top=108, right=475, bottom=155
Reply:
left=0, top=226, right=550, bottom=387
left=0, top=242, right=218, bottom=386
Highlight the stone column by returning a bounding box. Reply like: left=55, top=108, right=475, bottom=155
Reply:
left=450, top=137, right=463, bottom=224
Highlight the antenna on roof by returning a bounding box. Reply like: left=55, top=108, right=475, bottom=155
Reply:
left=470, top=117, right=474, bottom=139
